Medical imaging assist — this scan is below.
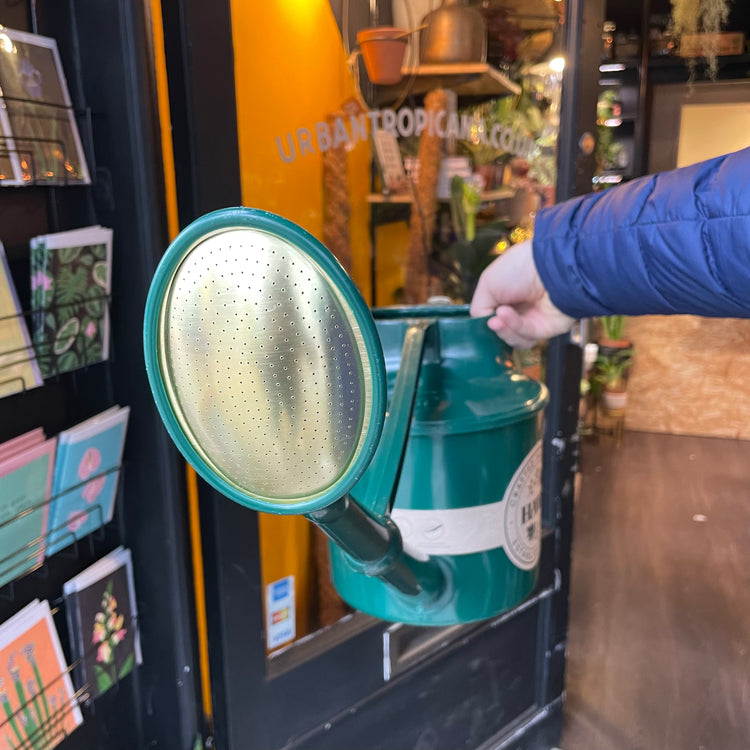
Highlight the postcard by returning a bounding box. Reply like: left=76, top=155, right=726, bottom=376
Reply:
left=0, top=599, right=82, bottom=749
left=0, top=27, right=90, bottom=185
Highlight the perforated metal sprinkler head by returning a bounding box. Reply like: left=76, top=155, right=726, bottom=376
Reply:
left=143, top=208, right=446, bottom=603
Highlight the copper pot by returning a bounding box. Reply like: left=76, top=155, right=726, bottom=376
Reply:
left=419, top=0, right=487, bottom=65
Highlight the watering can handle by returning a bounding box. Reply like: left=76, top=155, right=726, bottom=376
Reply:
left=307, top=319, right=446, bottom=604
left=351, top=319, right=434, bottom=517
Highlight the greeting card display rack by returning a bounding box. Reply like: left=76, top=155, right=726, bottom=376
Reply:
left=0, top=1, right=202, bottom=749
left=0, top=610, right=141, bottom=750
left=0, top=296, right=112, bottom=394
left=0, top=466, right=125, bottom=599
left=0, top=116, right=91, bottom=187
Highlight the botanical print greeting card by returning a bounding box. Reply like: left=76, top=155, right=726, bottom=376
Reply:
left=46, top=406, right=129, bottom=558
left=0, top=27, right=90, bottom=185
left=0, top=599, right=83, bottom=749
left=29, top=226, right=112, bottom=378
left=63, top=547, right=141, bottom=700
left=0, top=437, right=57, bottom=589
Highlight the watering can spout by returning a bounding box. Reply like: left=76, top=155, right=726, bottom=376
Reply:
left=307, top=495, right=447, bottom=602
left=305, top=317, right=451, bottom=609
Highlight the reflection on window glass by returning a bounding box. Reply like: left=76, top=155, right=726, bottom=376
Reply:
left=230, top=1, right=563, bottom=650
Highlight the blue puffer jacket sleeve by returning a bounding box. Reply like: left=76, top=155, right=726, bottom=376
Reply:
left=532, top=146, right=750, bottom=319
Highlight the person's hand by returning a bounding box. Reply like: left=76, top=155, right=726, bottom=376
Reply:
left=470, top=239, right=575, bottom=349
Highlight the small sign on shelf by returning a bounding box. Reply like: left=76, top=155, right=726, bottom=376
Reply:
left=372, top=128, right=409, bottom=195
left=679, top=32, right=746, bottom=58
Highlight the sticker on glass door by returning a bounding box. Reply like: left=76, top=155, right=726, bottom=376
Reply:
left=265, top=575, right=296, bottom=650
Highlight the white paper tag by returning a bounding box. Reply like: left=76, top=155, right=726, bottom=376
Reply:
left=265, top=574, right=295, bottom=650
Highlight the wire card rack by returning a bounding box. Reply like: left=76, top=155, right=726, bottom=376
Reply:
left=0, top=611, right=141, bottom=749
left=0, top=465, right=126, bottom=603
left=0, top=295, right=112, bottom=398
left=0, top=95, right=93, bottom=187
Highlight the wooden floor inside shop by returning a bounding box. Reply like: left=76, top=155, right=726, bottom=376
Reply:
left=560, top=430, right=750, bottom=750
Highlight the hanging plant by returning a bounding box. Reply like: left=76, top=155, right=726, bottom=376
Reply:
left=671, top=0, right=733, bottom=79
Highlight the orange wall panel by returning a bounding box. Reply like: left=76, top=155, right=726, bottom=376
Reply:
left=230, top=0, right=372, bottom=296
left=229, top=0, right=374, bottom=644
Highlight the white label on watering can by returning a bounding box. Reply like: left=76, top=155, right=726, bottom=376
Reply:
left=391, top=441, right=542, bottom=570
left=501, top=440, right=543, bottom=571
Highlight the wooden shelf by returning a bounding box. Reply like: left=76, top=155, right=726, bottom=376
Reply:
left=367, top=192, right=413, bottom=204
left=377, top=63, right=521, bottom=102
left=404, top=63, right=521, bottom=96
left=367, top=187, right=516, bottom=204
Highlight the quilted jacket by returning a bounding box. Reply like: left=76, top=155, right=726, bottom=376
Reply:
left=532, top=146, right=750, bottom=320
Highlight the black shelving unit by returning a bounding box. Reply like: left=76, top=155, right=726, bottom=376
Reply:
left=596, top=0, right=750, bottom=187
left=0, top=1, right=202, bottom=748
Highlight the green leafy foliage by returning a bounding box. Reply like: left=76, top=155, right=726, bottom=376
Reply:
left=55, top=267, right=90, bottom=305
left=31, top=241, right=109, bottom=377
left=593, top=347, right=634, bottom=393
left=671, top=0, right=732, bottom=79
left=450, top=175, right=483, bottom=242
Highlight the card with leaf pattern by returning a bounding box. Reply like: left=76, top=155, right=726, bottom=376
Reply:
left=29, top=226, right=112, bottom=378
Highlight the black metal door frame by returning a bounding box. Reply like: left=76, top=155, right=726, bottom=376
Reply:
left=159, top=0, right=604, bottom=746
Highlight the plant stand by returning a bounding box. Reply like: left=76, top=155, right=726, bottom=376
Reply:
left=596, top=403, right=626, bottom=447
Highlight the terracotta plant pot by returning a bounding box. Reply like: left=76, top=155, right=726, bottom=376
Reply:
left=598, top=337, right=632, bottom=353
left=357, top=27, right=408, bottom=85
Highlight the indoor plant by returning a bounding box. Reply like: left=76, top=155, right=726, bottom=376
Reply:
left=593, top=346, right=634, bottom=411
left=594, top=314, right=634, bottom=411
left=670, top=0, right=734, bottom=79
left=438, top=174, right=510, bottom=302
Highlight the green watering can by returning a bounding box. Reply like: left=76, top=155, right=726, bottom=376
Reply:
left=143, top=208, right=548, bottom=626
